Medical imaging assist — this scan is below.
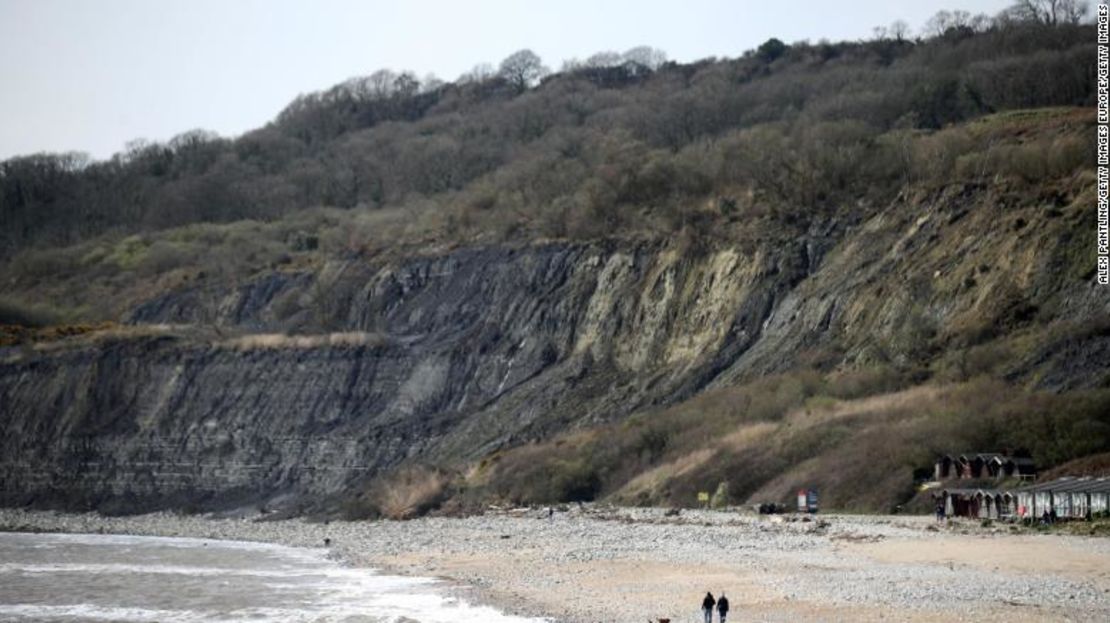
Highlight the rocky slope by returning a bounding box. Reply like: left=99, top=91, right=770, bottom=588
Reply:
left=1, top=168, right=1105, bottom=512
left=0, top=238, right=806, bottom=511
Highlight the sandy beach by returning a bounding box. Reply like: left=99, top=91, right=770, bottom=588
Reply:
left=2, top=506, right=1108, bottom=622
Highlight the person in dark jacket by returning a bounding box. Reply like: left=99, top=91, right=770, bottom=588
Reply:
left=717, top=593, right=730, bottom=623
left=701, top=592, right=715, bottom=623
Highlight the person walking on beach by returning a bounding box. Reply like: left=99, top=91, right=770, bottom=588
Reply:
left=701, top=592, right=715, bottom=623
left=935, top=500, right=945, bottom=523
left=717, top=593, right=730, bottom=623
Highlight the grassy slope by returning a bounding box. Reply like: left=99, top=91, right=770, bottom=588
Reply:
left=459, top=375, right=1110, bottom=513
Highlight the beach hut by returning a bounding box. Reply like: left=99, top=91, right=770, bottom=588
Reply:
left=1088, top=478, right=1110, bottom=515
left=975, top=490, right=1016, bottom=519
left=974, top=490, right=993, bottom=518
left=993, top=491, right=1016, bottom=518
left=935, top=455, right=955, bottom=480
left=980, top=454, right=1005, bottom=478
left=1056, top=477, right=1110, bottom=518
left=935, top=452, right=1036, bottom=482
left=957, top=454, right=986, bottom=479
left=984, top=455, right=1036, bottom=480
left=1013, top=477, right=1102, bottom=519
left=1034, top=479, right=1060, bottom=517
left=1008, top=477, right=1110, bottom=520
left=946, top=489, right=973, bottom=517
left=938, top=488, right=1012, bottom=518
left=1015, top=480, right=1042, bottom=518
left=1049, top=478, right=1089, bottom=519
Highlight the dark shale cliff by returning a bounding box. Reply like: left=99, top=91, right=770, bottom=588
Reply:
left=0, top=238, right=800, bottom=511
left=2, top=178, right=1107, bottom=513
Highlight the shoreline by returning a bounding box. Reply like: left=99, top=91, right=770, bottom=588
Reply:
left=0, top=508, right=552, bottom=621
left=2, top=507, right=1110, bottom=622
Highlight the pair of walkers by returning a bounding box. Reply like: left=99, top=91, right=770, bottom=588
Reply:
left=701, top=591, right=729, bottom=623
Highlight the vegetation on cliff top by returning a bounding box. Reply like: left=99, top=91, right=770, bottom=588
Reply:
left=1, top=12, right=1094, bottom=257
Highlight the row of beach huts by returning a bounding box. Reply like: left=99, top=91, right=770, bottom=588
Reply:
left=929, top=453, right=1110, bottom=520
left=935, top=476, right=1110, bottom=520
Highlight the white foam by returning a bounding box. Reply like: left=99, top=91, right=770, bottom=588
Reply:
left=0, top=600, right=540, bottom=623
left=0, top=604, right=206, bottom=622
left=0, top=532, right=549, bottom=622
left=14, top=532, right=312, bottom=554
left=362, top=592, right=548, bottom=623
left=0, top=561, right=431, bottom=583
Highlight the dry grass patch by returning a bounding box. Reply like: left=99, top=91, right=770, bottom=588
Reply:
left=719, top=421, right=779, bottom=451
left=615, top=448, right=716, bottom=502
left=785, top=384, right=947, bottom=427
left=369, top=465, right=452, bottom=520
left=219, top=331, right=388, bottom=350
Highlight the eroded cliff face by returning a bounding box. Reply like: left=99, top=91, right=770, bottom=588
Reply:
left=1, top=182, right=1105, bottom=512
left=0, top=240, right=808, bottom=511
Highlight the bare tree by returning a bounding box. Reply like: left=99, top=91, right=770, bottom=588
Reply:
left=950, top=10, right=973, bottom=28
left=969, top=13, right=992, bottom=31
left=622, top=46, right=667, bottom=69
left=925, top=9, right=978, bottom=37
left=1060, top=0, right=1092, bottom=23
left=889, top=20, right=911, bottom=41
left=420, top=73, right=444, bottom=93
left=498, top=49, right=548, bottom=92
left=340, top=69, right=399, bottom=100
left=457, top=62, right=494, bottom=84
left=925, top=10, right=953, bottom=37
left=393, top=71, right=420, bottom=97
left=168, top=129, right=219, bottom=153
left=366, top=69, right=398, bottom=98
left=585, top=50, right=622, bottom=68
left=560, top=57, right=584, bottom=72
left=1005, top=0, right=1090, bottom=25
left=121, top=138, right=154, bottom=164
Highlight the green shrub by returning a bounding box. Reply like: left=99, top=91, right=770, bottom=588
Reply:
left=550, top=460, right=602, bottom=503
left=139, top=240, right=196, bottom=275
left=104, top=235, right=149, bottom=270
left=710, top=481, right=730, bottom=509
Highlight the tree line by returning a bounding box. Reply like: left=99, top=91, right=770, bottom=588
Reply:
left=0, top=5, right=1097, bottom=256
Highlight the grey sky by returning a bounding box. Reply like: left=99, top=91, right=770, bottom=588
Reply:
left=0, top=0, right=1015, bottom=161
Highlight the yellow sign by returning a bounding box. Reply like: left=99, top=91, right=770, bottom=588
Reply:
left=697, top=492, right=709, bottom=502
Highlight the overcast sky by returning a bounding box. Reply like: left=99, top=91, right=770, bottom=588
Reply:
left=0, top=0, right=1016, bottom=161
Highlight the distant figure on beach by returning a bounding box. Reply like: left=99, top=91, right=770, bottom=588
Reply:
left=935, top=501, right=945, bottom=523
left=323, top=538, right=331, bottom=547
left=701, top=592, right=715, bottom=623
left=717, top=593, right=730, bottom=622
left=548, top=507, right=554, bottom=520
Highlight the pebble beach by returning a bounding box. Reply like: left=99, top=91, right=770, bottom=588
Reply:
left=2, top=506, right=1109, bottom=622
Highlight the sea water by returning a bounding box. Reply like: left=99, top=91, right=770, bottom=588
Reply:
left=0, top=532, right=545, bottom=622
